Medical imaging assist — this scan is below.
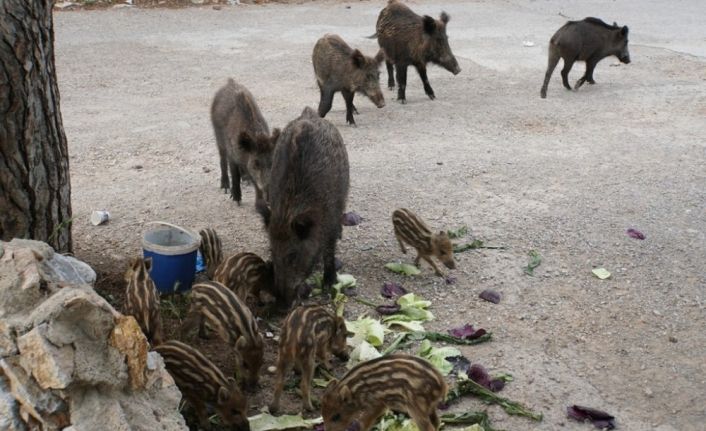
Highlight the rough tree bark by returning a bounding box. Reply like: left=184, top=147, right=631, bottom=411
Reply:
left=0, top=0, right=72, bottom=252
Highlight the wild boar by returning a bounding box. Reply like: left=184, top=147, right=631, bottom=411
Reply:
left=374, top=0, right=461, bottom=103
left=392, top=208, right=455, bottom=276
left=313, top=34, right=385, bottom=126
left=270, top=305, right=349, bottom=413
left=211, top=78, right=279, bottom=206
left=180, top=281, right=264, bottom=389
left=321, top=355, right=447, bottom=431
left=154, top=340, right=250, bottom=430
left=540, top=17, right=631, bottom=98
left=261, top=107, right=349, bottom=309
left=123, top=257, right=163, bottom=345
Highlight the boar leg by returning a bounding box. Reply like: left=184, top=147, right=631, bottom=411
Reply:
left=318, top=85, right=335, bottom=119
left=269, top=353, right=294, bottom=414
left=575, top=57, right=599, bottom=89
left=358, top=405, right=388, bottom=431
left=214, top=128, right=230, bottom=191
left=229, top=160, right=242, bottom=204
left=409, top=409, right=438, bottom=431
left=386, top=60, right=395, bottom=89
left=395, top=63, right=408, bottom=103
left=560, top=56, right=576, bottom=90
left=422, top=255, right=444, bottom=276
left=342, top=90, right=357, bottom=126
left=322, top=238, right=338, bottom=296
left=415, top=64, right=435, bottom=100
left=300, top=359, right=316, bottom=411
left=185, top=396, right=209, bottom=429
left=396, top=235, right=407, bottom=254
left=540, top=49, right=561, bottom=98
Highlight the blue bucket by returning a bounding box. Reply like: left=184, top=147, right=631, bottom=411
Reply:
left=142, top=223, right=200, bottom=294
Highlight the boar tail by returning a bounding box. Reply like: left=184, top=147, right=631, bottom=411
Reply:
left=366, top=32, right=378, bottom=39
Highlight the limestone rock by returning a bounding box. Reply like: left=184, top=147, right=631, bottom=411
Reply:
left=109, top=315, right=149, bottom=390
left=17, top=325, right=74, bottom=390
left=0, top=240, right=186, bottom=430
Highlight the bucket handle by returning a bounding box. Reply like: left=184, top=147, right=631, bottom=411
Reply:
left=145, top=221, right=201, bottom=245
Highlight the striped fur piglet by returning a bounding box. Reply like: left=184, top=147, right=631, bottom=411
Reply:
left=392, top=208, right=455, bottom=276
left=124, top=256, right=163, bottom=345
left=154, top=340, right=249, bottom=430
left=180, top=280, right=264, bottom=389
left=321, top=354, right=447, bottom=431
left=269, top=305, right=349, bottom=413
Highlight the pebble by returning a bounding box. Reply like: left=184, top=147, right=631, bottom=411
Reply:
left=644, top=387, right=654, bottom=397
left=668, top=336, right=678, bottom=343
left=267, top=366, right=276, bottom=374
left=265, top=331, right=273, bottom=338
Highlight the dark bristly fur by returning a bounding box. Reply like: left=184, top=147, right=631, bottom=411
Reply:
left=180, top=281, right=264, bottom=389
left=322, top=355, right=447, bottom=431
left=374, top=0, right=461, bottom=103
left=313, top=34, right=385, bottom=126
left=262, top=106, right=350, bottom=309
left=199, top=228, right=223, bottom=279
left=392, top=208, right=455, bottom=276
left=211, top=78, right=279, bottom=206
left=270, top=305, right=349, bottom=413
left=123, top=257, right=163, bottom=345
left=153, top=340, right=249, bottom=430
left=540, top=17, right=631, bottom=98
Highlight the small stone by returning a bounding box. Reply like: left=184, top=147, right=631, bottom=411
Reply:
left=202, top=166, right=211, bottom=173
left=644, top=387, right=654, bottom=397
left=131, top=164, right=143, bottom=170
left=668, top=336, right=677, bottom=343
left=213, top=5, right=222, bottom=10
left=265, top=331, right=274, bottom=339
left=267, top=366, right=277, bottom=374
left=653, top=309, right=662, bottom=316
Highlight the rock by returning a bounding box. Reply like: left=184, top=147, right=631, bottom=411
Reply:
left=109, top=315, right=149, bottom=390
left=0, top=376, right=23, bottom=431
left=17, top=324, right=75, bottom=390
left=0, top=321, right=17, bottom=357
left=0, top=240, right=186, bottom=430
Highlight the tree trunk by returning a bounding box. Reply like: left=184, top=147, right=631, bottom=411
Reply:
left=0, top=0, right=72, bottom=252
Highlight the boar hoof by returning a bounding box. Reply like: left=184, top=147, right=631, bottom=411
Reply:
left=397, top=99, right=407, bottom=105
left=268, top=403, right=279, bottom=414
left=540, top=90, right=547, bottom=99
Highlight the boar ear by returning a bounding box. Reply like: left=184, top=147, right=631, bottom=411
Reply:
left=217, top=385, right=230, bottom=405
left=292, top=213, right=315, bottom=240
left=270, top=128, right=281, bottom=146
left=374, top=49, right=385, bottom=65
left=440, top=12, right=450, bottom=24
left=239, top=131, right=254, bottom=153
left=621, top=26, right=629, bottom=36
left=143, top=257, right=153, bottom=272
left=236, top=336, right=248, bottom=350
left=423, top=15, right=436, bottom=34
left=351, top=49, right=366, bottom=69
left=257, top=201, right=271, bottom=227
left=339, top=384, right=353, bottom=404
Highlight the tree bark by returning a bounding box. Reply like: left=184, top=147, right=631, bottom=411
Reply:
left=0, top=0, right=72, bottom=252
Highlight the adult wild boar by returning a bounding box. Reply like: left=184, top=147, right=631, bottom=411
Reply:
left=313, top=34, right=385, bottom=126
left=374, top=0, right=461, bottom=103
left=540, top=18, right=631, bottom=98
left=211, top=79, right=279, bottom=207
left=262, top=107, right=349, bottom=308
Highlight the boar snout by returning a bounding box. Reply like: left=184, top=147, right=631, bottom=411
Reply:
left=620, top=54, right=631, bottom=64
left=443, top=259, right=456, bottom=270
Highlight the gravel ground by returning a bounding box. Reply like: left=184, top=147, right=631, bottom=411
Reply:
left=54, top=1, right=705, bottom=430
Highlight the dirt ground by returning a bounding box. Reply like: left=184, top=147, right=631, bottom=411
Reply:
left=53, top=1, right=705, bottom=430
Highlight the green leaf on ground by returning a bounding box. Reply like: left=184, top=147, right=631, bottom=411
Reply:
left=523, top=250, right=542, bottom=275
left=248, top=413, right=322, bottom=431
left=592, top=268, right=611, bottom=279
left=385, top=262, right=421, bottom=276
left=447, top=226, right=469, bottom=239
